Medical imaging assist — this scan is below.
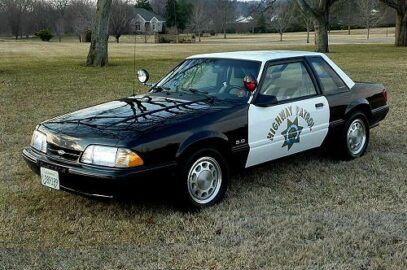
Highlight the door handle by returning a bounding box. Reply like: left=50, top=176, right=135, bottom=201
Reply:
left=315, top=103, right=324, bottom=109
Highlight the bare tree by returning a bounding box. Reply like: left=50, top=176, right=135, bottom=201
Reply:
left=189, top=0, right=209, bottom=42
left=150, top=0, right=166, bottom=17
left=271, top=1, right=294, bottom=41
left=0, top=0, right=32, bottom=39
left=109, top=0, right=131, bottom=43
left=356, top=0, right=380, bottom=40
left=296, top=0, right=340, bottom=52
left=67, top=0, right=94, bottom=42
left=379, top=0, right=407, bottom=46
left=52, top=0, right=70, bottom=41
left=216, top=0, right=235, bottom=39
left=86, top=0, right=112, bottom=67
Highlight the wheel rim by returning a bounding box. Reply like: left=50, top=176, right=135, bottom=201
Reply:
left=187, top=156, right=222, bottom=204
left=347, top=119, right=367, bottom=155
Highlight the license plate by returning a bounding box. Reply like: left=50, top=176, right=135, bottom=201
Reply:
left=40, top=167, right=60, bottom=190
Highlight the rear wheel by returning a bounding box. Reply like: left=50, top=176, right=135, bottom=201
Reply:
left=178, top=148, right=229, bottom=209
left=341, top=112, right=370, bottom=159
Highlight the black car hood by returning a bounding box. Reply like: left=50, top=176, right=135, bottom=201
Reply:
left=40, top=94, right=216, bottom=150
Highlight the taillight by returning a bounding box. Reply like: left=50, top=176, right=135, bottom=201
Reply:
left=383, top=89, right=388, bottom=103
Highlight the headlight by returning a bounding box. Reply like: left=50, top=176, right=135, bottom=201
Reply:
left=80, top=145, right=144, bottom=168
left=30, top=130, right=47, bottom=153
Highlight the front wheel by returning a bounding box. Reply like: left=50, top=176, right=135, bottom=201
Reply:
left=178, top=149, right=229, bottom=209
left=341, top=112, right=370, bottom=160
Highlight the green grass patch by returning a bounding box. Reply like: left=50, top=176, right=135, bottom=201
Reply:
left=0, top=40, right=406, bottom=269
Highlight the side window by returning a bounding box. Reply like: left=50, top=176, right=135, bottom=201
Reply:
left=260, top=62, right=317, bottom=102
left=309, top=57, right=348, bottom=95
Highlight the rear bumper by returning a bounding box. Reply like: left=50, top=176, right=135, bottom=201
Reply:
left=23, top=147, right=177, bottom=198
left=371, top=105, right=389, bottom=127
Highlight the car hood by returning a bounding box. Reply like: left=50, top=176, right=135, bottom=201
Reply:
left=40, top=94, right=216, bottom=151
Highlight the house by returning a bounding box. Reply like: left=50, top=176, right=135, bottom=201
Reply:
left=132, top=8, right=166, bottom=33
left=235, top=15, right=255, bottom=33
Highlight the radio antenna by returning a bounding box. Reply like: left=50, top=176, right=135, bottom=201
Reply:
left=132, top=29, right=137, bottom=97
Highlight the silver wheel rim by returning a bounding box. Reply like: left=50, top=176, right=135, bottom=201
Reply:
left=187, top=157, right=222, bottom=204
left=347, top=119, right=367, bottom=155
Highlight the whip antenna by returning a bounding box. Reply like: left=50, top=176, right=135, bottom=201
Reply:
left=132, top=29, right=137, bottom=97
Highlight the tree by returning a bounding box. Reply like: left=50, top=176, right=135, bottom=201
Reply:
left=379, top=0, right=407, bottom=46
left=165, top=0, right=178, bottom=29
left=256, top=13, right=267, bottom=33
left=135, top=0, right=152, bottom=11
left=296, top=0, right=340, bottom=52
left=86, top=0, right=112, bottom=67
left=67, top=0, right=94, bottom=42
left=150, top=0, right=166, bottom=17
left=216, top=0, right=235, bottom=39
left=110, top=0, right=131, bottom=43
left=0, top=0, right=31, bottom=39
left=271, top=1, right=294, bottom=41
left=165, top=0, right=191, bottom=33
left=356, top=0, right=380, bottom=40
left=188, top=0, right=209, bottom=42
left=53, top=0, right=70, bottom=42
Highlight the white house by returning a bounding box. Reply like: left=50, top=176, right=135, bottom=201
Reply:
left=132, top=8, right=166, bottom=33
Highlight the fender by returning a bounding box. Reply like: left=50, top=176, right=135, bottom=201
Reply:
left=176, top=130, right=229, bottom=158
left=345, top=98, right=372, bottom=121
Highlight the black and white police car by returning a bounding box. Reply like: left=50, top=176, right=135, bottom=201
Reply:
left=23, top=51, right=389, bottom=208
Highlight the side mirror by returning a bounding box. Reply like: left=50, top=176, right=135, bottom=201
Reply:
left=137, top=69, right=150, bottom=84
left=243, top=74, right=257, bottom=92
left=254, top=94, right=278, bottom=107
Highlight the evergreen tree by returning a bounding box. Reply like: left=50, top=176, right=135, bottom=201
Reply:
left=165, top=0, right=191, bottom=31
left=135, top=0, right=153, bottom=11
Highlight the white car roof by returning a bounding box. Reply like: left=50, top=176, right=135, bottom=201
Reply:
left=187, top=50, right=324, bottom=62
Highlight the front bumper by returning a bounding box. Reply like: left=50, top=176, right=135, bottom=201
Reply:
left=23, top=147, right=177, bottom=198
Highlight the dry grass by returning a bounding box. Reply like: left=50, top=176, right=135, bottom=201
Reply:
left=0, top=32, right=406, bottom=269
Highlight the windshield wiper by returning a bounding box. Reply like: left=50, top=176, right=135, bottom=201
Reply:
left=151, top=85, right=170, bottom=93
left=180, top=88, right=215, bottom=102
left=180, top=88, right=209, bottom=95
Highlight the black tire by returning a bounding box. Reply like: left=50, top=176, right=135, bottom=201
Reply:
left=176, top=148, right=229, bottom=209
left=340, top=112, right=370, bottom=160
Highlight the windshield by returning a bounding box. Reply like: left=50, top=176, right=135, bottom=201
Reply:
left=158, top=58, right=261, bottom=102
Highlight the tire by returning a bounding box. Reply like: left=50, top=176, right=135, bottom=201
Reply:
left=340, top=112, right=370, bottom=160
left=177, top=148, right=229, bottom=209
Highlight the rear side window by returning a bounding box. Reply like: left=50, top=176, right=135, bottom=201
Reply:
left=309, top=57, right=348, bottom=95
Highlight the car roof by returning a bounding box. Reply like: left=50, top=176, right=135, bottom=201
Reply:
left=187, top=50, right=324, bottom=62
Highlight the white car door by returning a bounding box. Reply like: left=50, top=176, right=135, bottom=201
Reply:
left=246, top=59, right=330, bottom=168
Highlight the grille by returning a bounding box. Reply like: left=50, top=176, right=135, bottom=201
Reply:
left=47, top=143, right=82, bottom=162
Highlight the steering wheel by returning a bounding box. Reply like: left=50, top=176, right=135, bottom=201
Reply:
left=224, top=85, right=250, bottom=98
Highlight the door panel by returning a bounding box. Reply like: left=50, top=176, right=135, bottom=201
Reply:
left=246, top=96, right=330, bottom=167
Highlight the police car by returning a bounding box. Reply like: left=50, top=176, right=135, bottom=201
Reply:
left=23, top=51, right=389, bottom=208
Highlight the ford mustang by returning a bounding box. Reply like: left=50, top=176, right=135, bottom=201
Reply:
left=23, top=51, right=389, bottom=208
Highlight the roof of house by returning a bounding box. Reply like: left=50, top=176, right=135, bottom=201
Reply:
left=134, top=8, right=165, bottom=22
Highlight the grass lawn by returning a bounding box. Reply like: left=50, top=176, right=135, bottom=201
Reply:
left=0, top=37, right=406, bottom=269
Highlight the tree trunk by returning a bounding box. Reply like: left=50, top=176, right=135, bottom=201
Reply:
left=367, top=24, right=370, bottom=40
left=223, top=27, right=226, bottom=39
left=86, top=0, right=112, bottom=67
left=314, top=15, right=329, bottom=53
left=395, top=12, right=407, bottom=46
left=115, top=35, right=120, bottom=43
left=306, top=23, right=310, bottom=43
left=279, top=32, right=283, bottom=41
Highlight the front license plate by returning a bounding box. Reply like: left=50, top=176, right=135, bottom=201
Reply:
left=40, top=167, right=60, bottom=190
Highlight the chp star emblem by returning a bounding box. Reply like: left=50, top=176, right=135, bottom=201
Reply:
left=281, top=117, right=304, bottom=150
